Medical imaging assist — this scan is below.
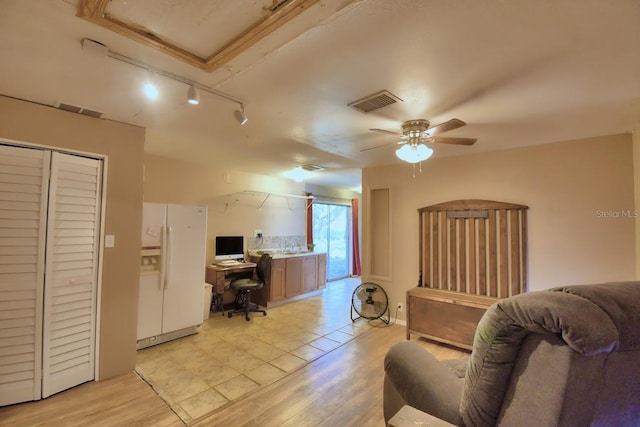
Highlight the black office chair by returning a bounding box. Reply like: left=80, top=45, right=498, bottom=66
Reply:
left=227, top=254, right=270, bottom=321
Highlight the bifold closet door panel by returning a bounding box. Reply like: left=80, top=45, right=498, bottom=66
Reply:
left=0, top=145, right=50, bottom=406
left=41, top=152, right=102, bottom=398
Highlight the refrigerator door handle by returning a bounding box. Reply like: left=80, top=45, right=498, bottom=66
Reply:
left=165, top=226, right=173, bottom=289
left=159, top=226, right=167, bottom=290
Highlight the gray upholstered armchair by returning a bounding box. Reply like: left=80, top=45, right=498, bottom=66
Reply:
left=384, top=282, right=640, bottom=426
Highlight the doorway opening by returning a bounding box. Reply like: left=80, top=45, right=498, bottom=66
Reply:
left=312, top=203, right=351, bottom=281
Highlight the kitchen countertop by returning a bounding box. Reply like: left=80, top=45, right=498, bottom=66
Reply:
left=249, top=251, right=325, bottom=259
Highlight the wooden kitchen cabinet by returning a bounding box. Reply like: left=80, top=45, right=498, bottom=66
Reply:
left=289, top=255, right=318, bottom=296
left=285, top=257, right=303, bottom=297
left=302, top=255, right=318, bottom=293
left=270, top=258, right=286, bottom=301
left=251, top=253, right=325, bottom=306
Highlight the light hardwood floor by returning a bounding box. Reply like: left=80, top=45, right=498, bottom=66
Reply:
left=0, top=371, right=183, bottom=427
left=134, top=277, right=375, bottom=423
left=192, top=323, right=466, bottom=427
left=0, top=280, right=467, bottom=426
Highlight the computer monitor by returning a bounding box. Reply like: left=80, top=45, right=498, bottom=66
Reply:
left=215, top=235, right=244, bottom=260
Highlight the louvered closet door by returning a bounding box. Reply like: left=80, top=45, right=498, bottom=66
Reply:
left=0, top=145, right=50, bottom=406
left=41, top=152, right=102, bottom=398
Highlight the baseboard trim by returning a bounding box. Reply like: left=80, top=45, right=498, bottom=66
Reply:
left=136, top=325, right=202, bottom=350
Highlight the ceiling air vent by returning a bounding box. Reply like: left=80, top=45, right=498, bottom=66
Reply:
left=348, top=90, right=403, bottom=113
left=56, top=102, right=103, bottom=119
left=301, top=164, right=325, bottom=172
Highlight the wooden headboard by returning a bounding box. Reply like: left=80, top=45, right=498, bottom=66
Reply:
left=418, top=199, right=529, bottom=298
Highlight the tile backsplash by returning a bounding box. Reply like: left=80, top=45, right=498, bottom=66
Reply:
left=247, top=235, right=306, bottom=252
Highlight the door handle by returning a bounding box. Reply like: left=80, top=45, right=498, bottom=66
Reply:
left=159, top=226, right=166, bottom=290
left=165, top=226, right=172, bottom=289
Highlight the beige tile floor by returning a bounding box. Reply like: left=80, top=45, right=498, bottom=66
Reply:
left=135, top=277, right=377, bottom=424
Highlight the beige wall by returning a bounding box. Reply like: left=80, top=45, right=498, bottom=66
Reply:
left=634, top=128, right=640, bottom=278
left=0, top=96, right=145, bottom=379
left=362, top=134, right=636, bottom=319
left=143, top=154, right=361, bottom=266
left=0, top=96, right=359, bottom=385
left=145, top=154, right=307, bottom=263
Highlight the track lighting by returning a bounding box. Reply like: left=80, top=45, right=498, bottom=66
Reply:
left=81, top=39, right=247, bottom=124
left=187, top=85, right=199, bottom=105
left=143, top=81, right=159, bottom=100
left=234, top=105, right=248, bottom=125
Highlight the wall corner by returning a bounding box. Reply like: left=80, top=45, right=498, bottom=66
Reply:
left=633, top=128, right=640, bottom=279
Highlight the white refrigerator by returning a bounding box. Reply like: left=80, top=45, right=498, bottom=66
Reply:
left=137, top=203, right=207, bottom=348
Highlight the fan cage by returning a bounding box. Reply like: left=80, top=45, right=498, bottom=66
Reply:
left=351, top=282, right=390, bottom=324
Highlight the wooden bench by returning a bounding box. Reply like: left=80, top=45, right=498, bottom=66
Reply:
left=407, top=287, right=498, bottom=350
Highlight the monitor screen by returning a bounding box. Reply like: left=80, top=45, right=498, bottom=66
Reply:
left=215, top=235, right=244, bottom=260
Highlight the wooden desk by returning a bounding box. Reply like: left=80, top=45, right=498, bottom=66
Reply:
left=205, top=263, right=256, bottom=313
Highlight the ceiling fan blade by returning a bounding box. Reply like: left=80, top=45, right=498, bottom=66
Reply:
left=426, top=118, right=466, bottom=136
left=360, top=141, right=396, bottom=152
left=370, top=128, right=402, bottom=136
left=431, top=136, right=477, bottom=146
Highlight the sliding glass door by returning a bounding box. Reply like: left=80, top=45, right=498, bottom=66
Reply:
left=313, top=203, right=350, bottom=281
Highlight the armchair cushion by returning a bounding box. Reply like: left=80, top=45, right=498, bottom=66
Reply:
left=461, top=287, right=620, bottom=426
left=384, top=341, right=464, bottom=425
left=384, top=281, right=640, bottom=427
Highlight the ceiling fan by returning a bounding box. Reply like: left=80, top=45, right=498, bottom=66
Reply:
left=361, top=118, right=477, bottom=163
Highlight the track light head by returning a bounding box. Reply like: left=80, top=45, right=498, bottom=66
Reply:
left=143, top=82, right=159, bottom=100
left=187, top=85, right=199, bottom=105
left=234, top=105, right=248, bottom=125
left=81, top=38, right=108, bottom=59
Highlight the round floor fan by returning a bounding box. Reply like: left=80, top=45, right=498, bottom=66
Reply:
left=351, top=282, right=390, bottom=324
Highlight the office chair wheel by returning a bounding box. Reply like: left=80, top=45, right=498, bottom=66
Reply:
left=227, top=312, right=233, bottom=319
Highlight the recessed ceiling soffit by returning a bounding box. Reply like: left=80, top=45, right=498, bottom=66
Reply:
left=77, top=0, right=321, bottom=72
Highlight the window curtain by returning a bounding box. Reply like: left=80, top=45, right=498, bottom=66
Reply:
left=306, top=192, right=313, bottom=247
left=351, top=198, right=362, bottom=276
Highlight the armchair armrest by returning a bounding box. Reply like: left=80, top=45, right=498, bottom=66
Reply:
left=384, top=341, right=464, bottom=426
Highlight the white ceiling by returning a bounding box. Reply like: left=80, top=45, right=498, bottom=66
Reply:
left=1, top=0, right=639, bottom=190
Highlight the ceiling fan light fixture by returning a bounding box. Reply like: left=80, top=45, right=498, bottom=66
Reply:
left=187, top=84, right=199, bottom=105
left=395, top=143, right=433, bottom=163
